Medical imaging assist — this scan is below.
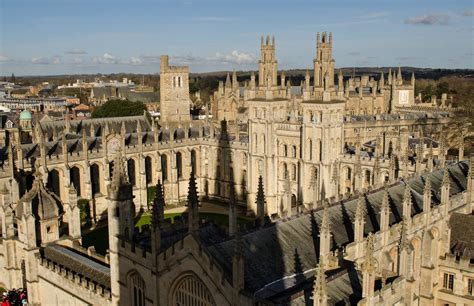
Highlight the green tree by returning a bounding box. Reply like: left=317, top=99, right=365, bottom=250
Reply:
left=91, top=99, right=148, bottom=118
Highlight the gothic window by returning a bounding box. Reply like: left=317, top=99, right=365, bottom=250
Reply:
left=191, top=150, right=197, bottom=174
left=128, top=271, right=145, bottom=306
left=172, top=274, right=215, bottom=306
left=346, top=167, right=352, bottom=180
left=292, top=164, right=297, bottom=181
left=283, top=144, right=288, bottom=157
left=127, top=159, right=136, bottom=186
left=176, top=152, right=183, bottom=179
left=309, top=140, right=313, bottom=160
left=242, top=152, right=247, bottom=164
left=47, top=169, right=61, bottom=198
left=468, top=278, right=474, bottom=296
left=365, top=170, right=371, bottom=184
left=70, top=166, right=81, bottom=196
left=161, top=155, right=168, bottom=181
left=262, top=134, right=266, bottom=154
left=145, top=156, right=153, bottom=185
left=292, top=146, right=297, bottom=158
left=282, top=163, right=288, bottom=179
left=90, top=164, right=101, bottom=196
left=443, top=273, right=454, bottom=291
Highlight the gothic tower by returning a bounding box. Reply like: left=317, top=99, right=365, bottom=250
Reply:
left=313, top=32, right=335, bottom=90
left=258, top=35, right=278, bottom=88
left=159, top=55, right=191, bottom=123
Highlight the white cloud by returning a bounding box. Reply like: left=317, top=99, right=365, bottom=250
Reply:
left=191, top=17, right=237, bottom=22
left=208, top=50, right=255, bottom=64
left=0, top=54, right=9, bottom=62
left=31, top=55, right=62, bottom=64
left=65, top=48, right=87, bottom=55
left=462, top=9, right=474, bottom=17
left=405, top=13, right=450, bottom=25
left=93, top=53, right=119, bottom=64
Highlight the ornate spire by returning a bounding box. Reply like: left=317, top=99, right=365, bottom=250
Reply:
left=402, top=183, right=412, bottom=219
left=152, top=180, right=165, bottom=228
left=187, top=171, right=200, bottom=233
left=362, top=233, right=377, bottom=273
left=355, top=195, right=365, bottom=221
left=442, top=166, right=450, bottom=187
left=108, top=151, right=132, bottom=201
left=381, top=185, right=390, bottom=213
left=312, top=260, right=328, bottom=306
left=321, top=202, right=330, bottom=232
left=399, top=218, right=409, bottom=251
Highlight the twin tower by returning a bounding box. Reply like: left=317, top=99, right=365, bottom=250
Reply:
left=159, top=32, right=336, bottom=123
left=258, top=32, right=335, bottom=90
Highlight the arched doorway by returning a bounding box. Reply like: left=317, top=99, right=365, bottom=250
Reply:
left=171, top=274, right=215, bottom=306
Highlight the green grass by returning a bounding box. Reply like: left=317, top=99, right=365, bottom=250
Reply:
left=82, top=212, right=252, bottom=255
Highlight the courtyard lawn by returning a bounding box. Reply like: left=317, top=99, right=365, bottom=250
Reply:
left=82, top=212, right=251, bottom=255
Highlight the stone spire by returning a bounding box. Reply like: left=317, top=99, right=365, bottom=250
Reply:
left=402, top=183, right=412, bottom=220
left=319, top=203, right=331, bottom=263
left=108, top=151, right=132, bottom=201
left=354, top=195, right=365, bottom=243
left=440, top=166, right=450, bottom=216
left=312, top=261, right=328, bottom=306
left=396, top=66, right=402, bottom=85
left=232, top=229, right=245, bottom=305
left=255, top=175, right=266, bottom=226
left=411, top=72, right=415, bottom=87
left=225, top=72, right=231, bottom=88
left=423, top=178, right=432, bottom=214
left=232, top=70, right=238, bottom=90
left=152, top=180, right=165, bottom=228
left=380, top=185, right=390, bottom=232
left=187, top=171, right=200, bottom=233
left=361, top=232, right=377, bottom=298
left=229, top=178, right=237, bottom=236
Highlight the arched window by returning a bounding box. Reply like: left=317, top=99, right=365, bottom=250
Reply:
left=161, top=155, right=168, bottom=182
left=90, top=164, right=101, bottom=196
left=171, top=274, right=215, bottom=306
left=145, top=156, right=152, bottom=185
left=292, top=146, right=297, bottom=158
left=47, top=169, right=61, bottom=198
left=128, top=271, right=145, bottom=306
left=69, top=166, right=81, bottom=196
left=191, top=150, right=197, bottom=174
left=127, top=159, right=136, bottom=186
left=346, top=167, right=352, bottom=180
left=283, top=144, right=288, bottom=157
left=283, top=163, right=288, bottom=179
left=176, top=152, right=183, bottom=178
left=308, top=140, right=313, bottom=160
left=262, top=134, right=266, bottom=154
left=365, top=170, right=371, bottom=184
left=292, top=164, right=297, bottom=180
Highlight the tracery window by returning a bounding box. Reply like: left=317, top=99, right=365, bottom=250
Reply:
left=172, top=274, right=215, bottom=306
left=128, top=271, right=145, bottom=306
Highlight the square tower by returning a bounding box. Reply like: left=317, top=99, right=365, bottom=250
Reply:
left=159, top=55, right=191, bottom=123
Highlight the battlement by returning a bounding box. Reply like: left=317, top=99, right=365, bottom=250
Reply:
left=37, top=253, right=111, bottom=300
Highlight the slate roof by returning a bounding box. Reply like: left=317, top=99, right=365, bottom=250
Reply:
left=43, top=244, right=110, bottom=288
left=204, top=161, right=468, bottom=299
left=449, top=213, right=474, bottom=259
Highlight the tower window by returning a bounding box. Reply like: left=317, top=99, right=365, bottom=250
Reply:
left=468, top=278, right=474, bottom=296
left=443, top=273, right=454, bottom=291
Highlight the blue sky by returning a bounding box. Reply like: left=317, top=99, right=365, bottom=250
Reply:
left=0, top=0, right=473, bottom=75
